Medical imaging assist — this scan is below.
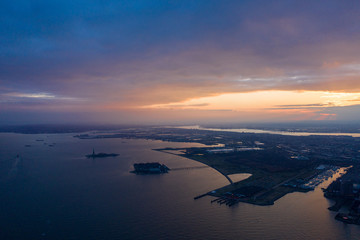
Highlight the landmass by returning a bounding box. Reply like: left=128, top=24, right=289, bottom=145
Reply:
left=323, top=165, right=360, bottom=225
left=2, top=122, right=360, bottom=134
left=156, top=147, right=336, bottom=206
left=86, top=149, right=119, bottom=158
left=74, top=127, right=360, bottom=209
left=131, top=162, right=169, bottom=174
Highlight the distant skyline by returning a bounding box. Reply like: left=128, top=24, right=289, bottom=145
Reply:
left=1, top=0, right=360, bottom=124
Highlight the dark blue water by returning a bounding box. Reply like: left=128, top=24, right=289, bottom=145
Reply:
left=1, top=133, right=359, bottom=240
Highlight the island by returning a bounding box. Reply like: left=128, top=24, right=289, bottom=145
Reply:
left=131, top=162, right=169, bottom=174
left=86, top=148, right=119, bottom=158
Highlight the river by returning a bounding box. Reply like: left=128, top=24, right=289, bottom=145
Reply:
left=178, top=125, right=360, bottom=137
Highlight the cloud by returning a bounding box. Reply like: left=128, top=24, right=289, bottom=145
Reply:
left=1, top=0, right=360, bottom=123
left=268, top=103, right=330, bottom=110
left=274, top=104, right=327, bottom=108
left=3, top=92, right=56, bottom=99
left=0, top=91, right=81, bottom=101
left=164, top=103, right=210, bottom=108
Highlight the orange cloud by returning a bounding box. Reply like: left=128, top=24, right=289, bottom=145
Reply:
left=321, top=61, right=342, bottom=69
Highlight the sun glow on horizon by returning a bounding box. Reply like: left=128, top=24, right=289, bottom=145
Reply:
left=143, top=90, right=360, bottom=112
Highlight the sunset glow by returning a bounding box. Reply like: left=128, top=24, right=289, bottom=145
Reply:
left=1, top=1, right=360, bottom=124
left=144, top=91, right=360, bottom=110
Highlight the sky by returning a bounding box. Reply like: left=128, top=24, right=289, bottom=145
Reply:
left=1, top=0, right=360, bottom=125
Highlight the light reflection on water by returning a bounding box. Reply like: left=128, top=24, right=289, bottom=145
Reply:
left=227, top=173, right=252, bottom=183
left=0, top=133, right=359, bottom=240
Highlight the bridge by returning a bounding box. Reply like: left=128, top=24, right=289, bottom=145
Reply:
left=170, top=166, right=210, bottom=171
left=156, top=148, right=234, bottom=185
left=170, top=165, right=233, bottom=184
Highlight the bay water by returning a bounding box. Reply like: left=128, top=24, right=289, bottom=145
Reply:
left=0, top=133, right=359, bottom=240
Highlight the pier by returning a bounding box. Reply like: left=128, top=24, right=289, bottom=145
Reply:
left=209, top=195, right=242, bottom=207
left=194, top=193, right=208, bottom=200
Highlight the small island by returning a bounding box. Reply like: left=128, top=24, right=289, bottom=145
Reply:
left=131, top=162, right=169, bottom=174
left=86, top=148, right=119, bottom=158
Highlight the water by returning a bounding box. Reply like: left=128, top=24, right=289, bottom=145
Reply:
left=227, top=173, right=252, bottom=183
left=178, top=125, right=360, bottom=137
left=0, top=133, right=359, bottom=240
